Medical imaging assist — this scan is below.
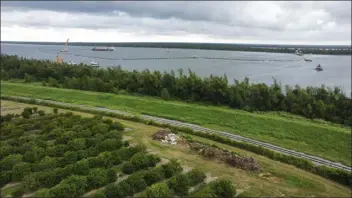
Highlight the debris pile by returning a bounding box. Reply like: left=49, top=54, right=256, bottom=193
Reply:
left=189, top=142, right=261, bottom=172
left=152, top=129, right=179, bottom=145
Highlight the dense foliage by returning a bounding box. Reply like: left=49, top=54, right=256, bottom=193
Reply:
left=1, top=54, right=351, bottom=126
left=0, top=108, right=131, bottom=196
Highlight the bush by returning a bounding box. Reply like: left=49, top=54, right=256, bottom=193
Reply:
left=0, top=171, right=12, bottom=188
left=161, top=88, right=170, bottom=101
left=143, top=167, right=165, bottom=185
left=168, top=174, right=190, bottom=196
left=92, top=190, right=107, bottom=198
left=109, top=122, right=124, bottom=131
left=53, top=108, right=58, bottom=114
left=161, top=159, right=183, bottom=178
left=146, top=183, right=172, bottom=198
left=59, top=175, right=88, bottom=197
left=34, top=188, right=51, bottom=198
left=11, top=162, right=32, bottom=181
left=11, top=186, right=25, bottom=198
left=106, top=168, right=117, bottom=183
left=211, top=179, right=236, bottom=198
left=21, top=110, right=31, bottom=119
left=87, top=168, right=109, bottom=189
left=187, top=168, right=206, bottom=186
left=125, top=171, right=147, bottom=193
left=0, top=154, right=23, bottom=171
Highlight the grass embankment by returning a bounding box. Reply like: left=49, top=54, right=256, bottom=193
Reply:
left=1, top=81, right=351, bottom=166
left=1, top=100, right=351, bottom=197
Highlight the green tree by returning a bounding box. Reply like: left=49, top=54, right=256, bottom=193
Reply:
left=87, top=168, right=109, bottom=189
left=187, top=168, right=206, bottom=185
left=146, top=183, right=172, bottom=198
left=34, top=188, right=51, bottom=198
left=143, top=167, right=165, bottom=185
left=53, top=108, right=58, bottom=114
left=315, top=100, right=326, bottom=118
left=106, top=168, right=117, bottom=183
left=38, top=110, right=45, bottom=116
left=0, top=154, right=23, bottom=171
left=24, top=73, right=35, bottom=83
left=11, top=186, right=25, bottom=198
left=212, top=179, right=236, bottom=198
left=161, top=88, right=170, bottom=100
left=168, top=174, right=190, bottom=196
left=21, top=110, right=31, bottom=119
left=11, top=162, right=32, bottom=181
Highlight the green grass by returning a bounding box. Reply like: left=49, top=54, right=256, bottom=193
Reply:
left=1, top=100, right=351, bottom=197
left=1, top=81, right=351, bottom=166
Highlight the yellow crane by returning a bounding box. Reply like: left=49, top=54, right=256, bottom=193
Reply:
left=56, top=38, right=69, bottom=64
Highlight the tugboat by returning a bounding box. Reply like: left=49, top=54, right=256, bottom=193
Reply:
left=315, top=64, right=323, bottom=71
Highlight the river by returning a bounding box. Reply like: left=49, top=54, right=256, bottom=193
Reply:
left=1, top=43, right=351, bottom=95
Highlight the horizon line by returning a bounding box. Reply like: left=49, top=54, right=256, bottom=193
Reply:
left=1, top=40, right=351, bottom=47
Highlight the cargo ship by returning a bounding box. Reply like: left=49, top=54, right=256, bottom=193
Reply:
left=92, top=46, right=115, bottom=51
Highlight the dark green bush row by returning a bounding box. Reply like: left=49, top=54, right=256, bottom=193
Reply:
left=2, top=96, right=351, bottom=187
left=122, top=152, right=161, bottom=174
left=105, top=159, right=182, bottom=198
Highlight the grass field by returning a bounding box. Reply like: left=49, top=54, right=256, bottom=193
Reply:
left=1, top=100, right=351, bottom=197
left=1, top=81, right=351, bottom=167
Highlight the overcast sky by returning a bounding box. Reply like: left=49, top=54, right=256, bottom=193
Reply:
left=1, top=1, right=351, bottom=45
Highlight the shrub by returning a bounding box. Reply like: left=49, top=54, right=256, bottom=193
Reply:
left=11, top=162, right=32, bottom=181
left=53, top=108, right=58, bottom=114
left=161, top=159, right=183, bottom=178
left=87, top=168, right=109, bottom=189
left=21, top=110, right=31, bottom=119
left=125, top=171, right=147, bottom=193
left=107, top=168, right=117, bottom=183
left=109, top=122, right=124, bottom=131
left=11, top=186, right=25, bottom=198
left=168, top=174, right=190, bottom=196
left=161, top=88, right=170, bottom=101
left=187, top=168, right=206, bottom=186
left=146, top=182, right=172, bottom=198
left=34, top=188, right=51, bottom=198
left=143, top=167, right=165, bottom=185
left=211, top=179, right=236, bottom=198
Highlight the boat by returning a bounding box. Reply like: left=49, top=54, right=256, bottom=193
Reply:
left=304, top=57, right=312, bottom=62
left=68, top=61, right=77, bottom=65
left=60, top=38, right=69, bottom=52
left=192, top=55, right=198, bottom=58
left=90, top=61, right=99, bottom=67
left=303, top=54, right=312, bottom=62
left=92, top=46, right=115, bottom=51
left=315, top=64, right=323, bottom=71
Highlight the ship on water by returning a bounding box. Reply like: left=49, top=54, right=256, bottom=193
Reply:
left=92, top=46, right=115, bottom=51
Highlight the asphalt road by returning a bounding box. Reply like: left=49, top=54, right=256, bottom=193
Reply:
left=6, top=96, right=351, bottom=172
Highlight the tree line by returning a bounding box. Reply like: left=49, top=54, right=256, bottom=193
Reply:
left=1, top=54, right=351, bottom=126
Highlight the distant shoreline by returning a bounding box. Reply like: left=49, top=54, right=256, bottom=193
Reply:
left=2, top=41, right=351, bottom=55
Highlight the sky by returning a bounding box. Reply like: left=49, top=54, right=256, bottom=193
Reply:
left=1, top=1, right=351, bottom=45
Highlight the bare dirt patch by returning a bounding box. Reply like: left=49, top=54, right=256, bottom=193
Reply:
left=259, top=172, right=282, bottom=184
left=204, top=173, right=218, bottom=184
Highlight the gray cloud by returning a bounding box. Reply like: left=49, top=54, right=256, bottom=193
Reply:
left=1, top=1, right=351, bottom=44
